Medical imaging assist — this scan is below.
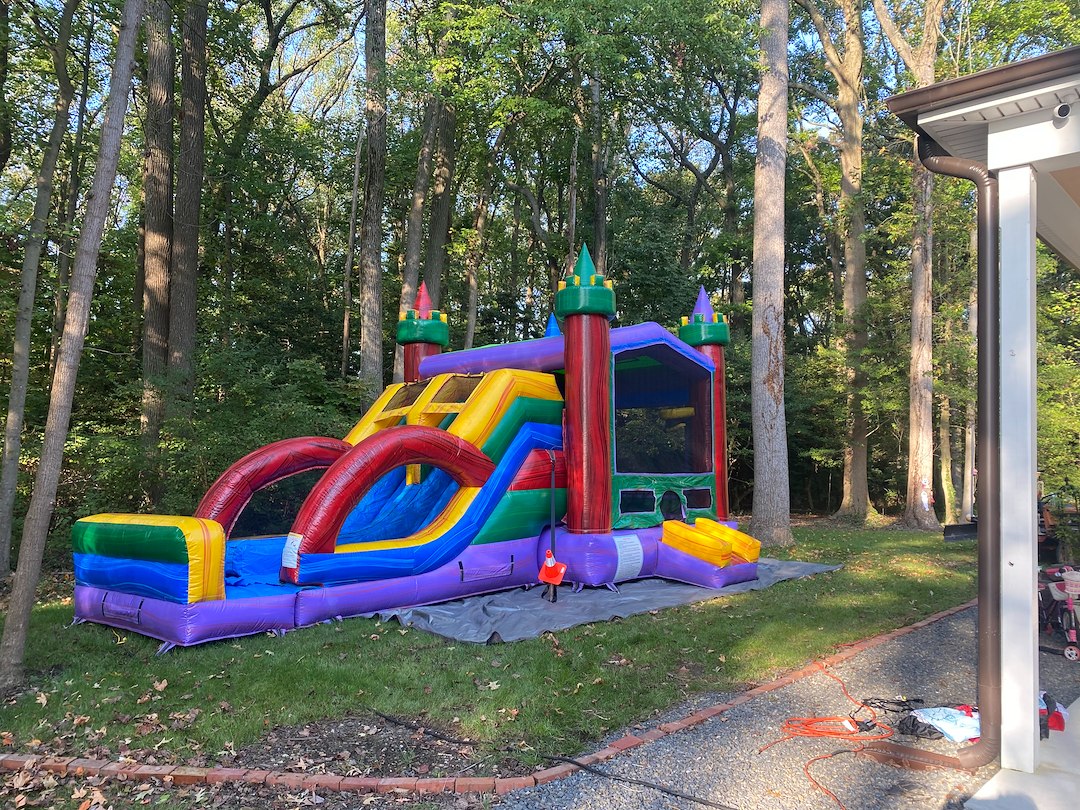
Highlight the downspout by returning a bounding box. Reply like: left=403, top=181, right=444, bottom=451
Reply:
left=919, top=135, right=1001, bottom=769
left=862, top=136, right=1001, bottom=772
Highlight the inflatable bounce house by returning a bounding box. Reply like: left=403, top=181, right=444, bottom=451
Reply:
left=71, top=247, right=760, bottom=648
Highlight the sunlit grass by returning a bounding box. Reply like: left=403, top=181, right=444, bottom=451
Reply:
left=1, top=525, right=975, bottom=765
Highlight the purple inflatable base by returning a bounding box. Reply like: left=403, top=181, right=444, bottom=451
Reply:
left=74, top=530, right=758, bottom=647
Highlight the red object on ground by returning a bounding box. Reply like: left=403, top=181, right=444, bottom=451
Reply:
left=538, top=549, right=567, bottom=585
left=195, top=437, right=351, bottom=538
left=563, top=313, right=612, bottom=533
left=280, top=425, right=494, bottom=583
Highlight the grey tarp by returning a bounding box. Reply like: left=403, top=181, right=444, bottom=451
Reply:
left=368, top=558, right=841, bottom=643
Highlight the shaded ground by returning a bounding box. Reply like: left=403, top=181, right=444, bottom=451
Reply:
left=0, top=709, right=528, bottom=808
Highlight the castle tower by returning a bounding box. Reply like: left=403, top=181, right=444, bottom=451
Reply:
left=680, top=287, right=731, bottom=520
left=555, top=245, right=615, bottom=534
left=396, top=282, right=449, bottom=383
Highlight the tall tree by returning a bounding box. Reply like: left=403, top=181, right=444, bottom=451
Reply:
left=341, top=123, right=363, bottom=377
left=873, top=0, right=946, bottom=529
left=0, top=0, right=146, bottom=693
left=392, top=97, right=441, bottom=383
left=750, top=0, right=792, bottom=546
left=139, top=0, right=174, bottom=504
left=359, top=0, right=387, bottom=391
left=793, top=0, right=872, bottom=522
left=0, top=0, right=11, bottom=176
left=166, top=0, right=208, bottom=414
left=423, top=102, right=455, bottom=307
left=50, top=10, right=97, bottom=378
left=0, top=0, right=80, bottom=573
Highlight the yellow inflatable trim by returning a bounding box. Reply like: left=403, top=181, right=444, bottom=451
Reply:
left=694, top=518, right=762, bottom=562
left=661, top=520, right=731, bottom=568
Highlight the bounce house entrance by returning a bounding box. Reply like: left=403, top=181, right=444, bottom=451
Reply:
left=611, top=350, right=717, bottom=530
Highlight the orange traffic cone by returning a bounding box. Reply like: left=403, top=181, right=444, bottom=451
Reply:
left=538, top=548, right=567, bottom=586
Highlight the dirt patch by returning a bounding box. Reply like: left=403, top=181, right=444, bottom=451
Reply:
left=0, top=711, right=528, bottom=809
left=220, top=712, right=529, bottom=780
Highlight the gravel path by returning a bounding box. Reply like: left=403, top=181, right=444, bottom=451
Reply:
left=498, top=606, right=1080, bottom=810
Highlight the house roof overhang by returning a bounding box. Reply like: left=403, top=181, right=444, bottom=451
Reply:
left=887, top=46, right=1080, bottom=269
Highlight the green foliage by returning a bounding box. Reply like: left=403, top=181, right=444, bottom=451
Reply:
left=1037, top=249, right=1080, bottom=494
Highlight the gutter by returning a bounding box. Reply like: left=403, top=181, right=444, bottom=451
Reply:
left=863, top=136, right=1001, bottom=771
left=886, top=45, right=1080, bottom=136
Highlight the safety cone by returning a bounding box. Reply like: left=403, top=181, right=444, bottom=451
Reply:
left=538, top=548, right=567, bottom=586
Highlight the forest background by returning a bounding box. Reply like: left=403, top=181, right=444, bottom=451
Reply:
left=0, top=0, right=1078, bottom=578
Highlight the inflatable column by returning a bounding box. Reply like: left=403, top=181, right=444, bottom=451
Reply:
left=555, top=245, right=616, bottom=534
left=396, top=282, right=449, bottom=383
left=680, top=287, right=731, bottom=520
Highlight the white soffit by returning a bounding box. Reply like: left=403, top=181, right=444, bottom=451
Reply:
left=916, top=76, right=1080, bottom=271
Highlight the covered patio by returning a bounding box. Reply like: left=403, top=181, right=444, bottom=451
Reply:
left=888, top=44, right=1080, bottom=789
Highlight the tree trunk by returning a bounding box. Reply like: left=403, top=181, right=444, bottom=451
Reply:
left=392, top=97, right=441, bottom=383
left=962, top=227, right=977, bottom=521
left=901, top=158, right=939, bottom=528
left=749, top=0, right=792, bottom=546
left=0, top=0, right=78, bottom=574
left=423, top=102, right=455, bottom=308
left=563, top=126, right=580, bottom=275
left=462, top=127, right=508, bottom=349
left=794, top=0, right=871, bottom=523
left=0, top=0, right=145, bottom=694
left=590, top=76, right=608, bottom=275
left=140, top=0, right=174, bottom=505
left=938, top=394, right=958, bottom=524
left=872, top=0, right=948, bottom=525
left=51, top=12, right=97, bottom=380
left=0, top=0, right=11, bottom=176
left=341, top=124, right=364, bottom=377
left=166, top=0, right=207, bottom=416
left=359, top=0, right=388, bottom=393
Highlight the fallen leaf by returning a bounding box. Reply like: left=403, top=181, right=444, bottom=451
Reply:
left=35, top=692, right=48, bottom=707
left=153, top=679, right=168, bottom=692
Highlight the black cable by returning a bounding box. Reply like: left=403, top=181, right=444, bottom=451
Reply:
left=371, top=708, right=739, bottom=809
left=860, top=697, right=926, bottom=715
left=540, top=754, right=739, bottom=810
left=368, top=708, right=474, bottom=747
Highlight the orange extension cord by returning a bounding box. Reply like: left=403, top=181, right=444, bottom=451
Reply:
left=757, top=662, right=895, bottom=809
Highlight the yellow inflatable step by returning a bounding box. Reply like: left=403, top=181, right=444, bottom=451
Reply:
left=694, top=518, right=761, bottom=562
left=661, top=520, right=732, bottom=568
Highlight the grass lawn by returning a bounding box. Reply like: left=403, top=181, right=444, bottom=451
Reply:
left=0, top=524, right=976, bottom=770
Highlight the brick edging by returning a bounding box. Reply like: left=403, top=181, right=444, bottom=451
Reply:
left=1, top=599, right=977, bottom=796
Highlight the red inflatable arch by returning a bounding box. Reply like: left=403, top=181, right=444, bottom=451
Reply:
left=195, top=437, right=350, bottom=538
left=280, top=425, right=494, bottom=584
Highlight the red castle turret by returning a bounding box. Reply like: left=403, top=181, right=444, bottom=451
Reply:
left=396, top=282, right=449, bottom=383
left=680, top=287, right=731, bottom=520
left=555, top=245, right=616, bottom=534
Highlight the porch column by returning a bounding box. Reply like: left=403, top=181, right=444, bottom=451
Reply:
left=997, top=164, right=1039, bottom=773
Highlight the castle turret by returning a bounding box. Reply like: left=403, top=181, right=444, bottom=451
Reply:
left=396, top=282, right=449, bottom=383
left=555, top=245, right=615, bottom=534
left=680, top=287, right=731, bottom=520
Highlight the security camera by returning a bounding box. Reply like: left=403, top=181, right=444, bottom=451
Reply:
left=1054, top=103, right=1072, bottom=119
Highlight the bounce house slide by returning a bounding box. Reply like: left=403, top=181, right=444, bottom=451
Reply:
left=72, top=370, right=574, bottom=645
